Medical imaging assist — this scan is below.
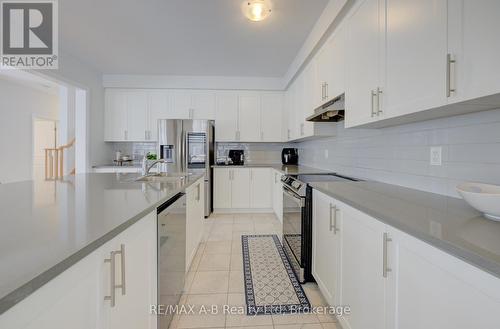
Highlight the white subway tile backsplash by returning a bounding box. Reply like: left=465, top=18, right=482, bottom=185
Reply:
left=298, top=108, right=500, bottom=198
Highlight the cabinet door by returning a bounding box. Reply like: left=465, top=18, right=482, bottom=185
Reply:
left=148, top=90, right=170, bottom=141
left=384, top=0, right=447, bottom=118
left=286, top=82, right=298, bottom=141
left=338, top=203, right=386, bottom=329
left=448, top=0, right=500, bottom=103
left=215, top=92, right=239, bottom=142
left=272, top=171, right=283, bottom=223
left=107, top=212, right=157, bottom=329
left=0, top=251, right=103, bottom=329
left=312, top=190, right=338, bottom=306
left=186, top=180, right=203, bottom=269
left=170, top=90, right=191, bottom=119
left=126, top=90, right=149, bottom=141
left=327, top=27, right=346, bottom=102
left=250, top=168, right=272, bottom=209
left=231, top=168, right=251, bottom=209
left=385, top=226, right=500, bottom=329
left=192, top=91, right=216, bottom=119
left=260, top=93, right=283, bottom=142
left=214, top=168, right=232, bottom=209
left=238, top=94, right=261, bottom=142
left=315, top=40, right=332, bottom=106
left=345, top=0, right=384, bottom=128
left=302, top=62, right=316, bottom=137
left=105, top=89, right=128, bottom=141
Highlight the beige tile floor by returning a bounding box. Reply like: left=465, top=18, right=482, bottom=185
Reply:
left=168, top=213, right=339, bottom=329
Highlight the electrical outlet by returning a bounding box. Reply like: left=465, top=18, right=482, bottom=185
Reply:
left=324, top=149, right=329, bottom=159
left=430, top=146, right=442, bottom=166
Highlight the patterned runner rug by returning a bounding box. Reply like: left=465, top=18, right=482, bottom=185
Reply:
left=242, top=235, right=311, bottom=315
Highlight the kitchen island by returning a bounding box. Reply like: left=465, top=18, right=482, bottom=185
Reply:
left=0, top=172, right=204, bottom=318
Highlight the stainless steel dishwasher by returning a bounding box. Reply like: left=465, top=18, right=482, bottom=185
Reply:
left=157, top=192, right=186, bottom=329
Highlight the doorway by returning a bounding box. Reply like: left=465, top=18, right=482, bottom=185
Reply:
left=33, top=118, right=58, bottom=180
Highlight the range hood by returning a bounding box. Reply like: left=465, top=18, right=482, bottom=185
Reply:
left=306, top=93, right=345, bottom=122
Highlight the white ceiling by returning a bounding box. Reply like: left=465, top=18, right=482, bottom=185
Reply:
left=60, top=0, right=329, bottom=77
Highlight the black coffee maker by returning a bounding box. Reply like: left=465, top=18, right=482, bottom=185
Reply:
left=228, top=149, right=245, bottom=165
left=281, top=148, right=298, bottom=165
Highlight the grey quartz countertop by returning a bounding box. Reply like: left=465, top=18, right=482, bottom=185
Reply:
left=212, top=164, right=332, bottom=175
left=310, top=181, right=500, bottom=279
left=0, top=172, right=204, bottom=315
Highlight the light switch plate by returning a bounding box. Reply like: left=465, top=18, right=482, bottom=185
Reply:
left=430, top=147, right=442, bottom=166
left=324, top=149, right=329, bottom=159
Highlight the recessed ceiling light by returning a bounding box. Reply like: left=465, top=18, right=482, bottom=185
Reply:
left=242, top=0, right=272, bottom=22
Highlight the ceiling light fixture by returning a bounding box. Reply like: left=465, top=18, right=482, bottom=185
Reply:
left=242, top=0, right=272, bottom=22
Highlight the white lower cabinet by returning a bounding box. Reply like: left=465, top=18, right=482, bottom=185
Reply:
left=337, top=202, right=386, bottom=329
left=0, top=212, right=157, bottom=329
left=250, top=168, right=272, bottom=209
left=312, top=190, right=500, bottom=329
left=272, top=170, right=283, bottom=223
left=186, top=178, right=204, bottom=270
left=385, top=226, right=500, bottom=329
left=214, top=167, right=273, bottom=211
left=312, top=190, right=340, bottom=306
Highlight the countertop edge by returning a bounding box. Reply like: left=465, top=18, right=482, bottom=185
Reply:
left=0, top=175, right=204, bottom=316
left=310, top=184, right=500, bottom=280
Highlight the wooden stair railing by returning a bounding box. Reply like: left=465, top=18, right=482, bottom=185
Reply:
left=45, top=138, right=75, bottom=180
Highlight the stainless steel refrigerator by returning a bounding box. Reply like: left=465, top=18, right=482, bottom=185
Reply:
left=157, top=119, right=214, bottom=217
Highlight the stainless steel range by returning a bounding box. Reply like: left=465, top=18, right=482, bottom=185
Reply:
left=281, top=173, right=360, bottom=283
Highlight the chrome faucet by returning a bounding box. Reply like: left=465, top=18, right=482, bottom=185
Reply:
left=141, top=157, right=165, bottom=176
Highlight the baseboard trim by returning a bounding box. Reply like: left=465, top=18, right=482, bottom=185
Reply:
left=213, top=208, right=274, bottom=214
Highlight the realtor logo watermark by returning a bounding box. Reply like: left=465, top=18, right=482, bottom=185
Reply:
left=1, top=0, right=58, bottom=69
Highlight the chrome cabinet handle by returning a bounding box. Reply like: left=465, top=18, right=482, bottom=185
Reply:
left=325, top=83, right=328, bottom=100
left=329, top=204, right=340, bottom=234
left=250, top=170, right=253, bottom=180
left=377, top=87, right=383, bottom=115
left=116, top=244, right=126, bottom=295
left=383, top=233, right=392, bottom=278
left=196, top=184, right=200, bottom=201
left=446, top=53, right=456, bottom=97
left=371, top=90, right=377, bottom=117
left=145, top=130, right=148, bottom=140
left=104, top=250, right=117, bottom=307
left=274, top=173, right=278, bottom=184
left=104, top=244, right=126, bottom=307
left=261, top=131, right=264, bottom=141
left=287, top=129, right=290, bottom=140
left=124, top=130, right=128, bottom=140
left=235, top=131, right=238, bottom=140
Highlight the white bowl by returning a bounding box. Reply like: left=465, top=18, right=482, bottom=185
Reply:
left=457, top=182, right=500, bottom=221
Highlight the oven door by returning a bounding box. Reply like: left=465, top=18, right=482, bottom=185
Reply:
left=282, top=185, right=305, bottom=282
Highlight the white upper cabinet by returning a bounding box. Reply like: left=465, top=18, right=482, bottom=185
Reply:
left=314, top=27, right=346, bottom=107
left=238, top=93, right=262, bottom=142
left=328, top=27, right=346, bottom=102
left=215, top=92, right=239, bottom=142
left=384, top=0, right=448, bottom=118
left=345, top=0, right=385, bottom=128
left=448, top=0, right=500, bottom=103
left=105, top=89, right=128, bottom=141
left=148, top=90, right=170, bottom=141
left=191, top=91, right=216, bottom=120
left=126, top=90, right=149, bottom=141
left=260, top=93, right=283, bottom=142
left=170, top=90, right=191, bottom=119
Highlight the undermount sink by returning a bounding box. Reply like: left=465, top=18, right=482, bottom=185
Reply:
left=135, top=172, right=192, bottom=182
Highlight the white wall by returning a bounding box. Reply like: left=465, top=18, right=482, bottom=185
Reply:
left=0, top=78, right=59, bottom=183
left=298, top=108, right=500, bottom=198
left=42, top=51, right=110, bottom=169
